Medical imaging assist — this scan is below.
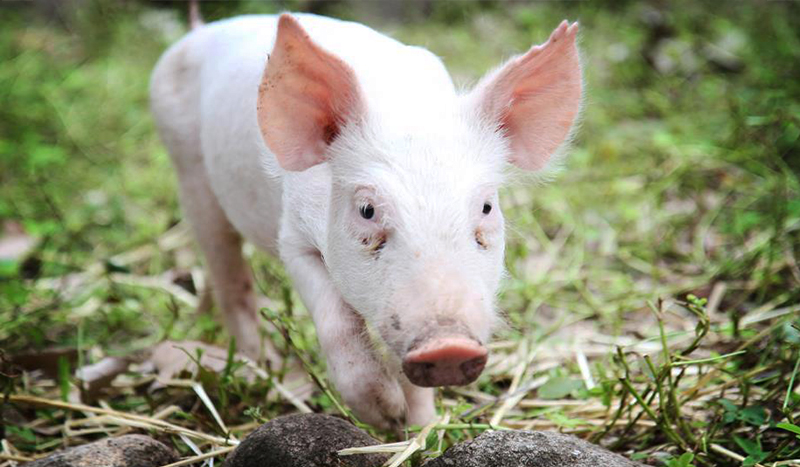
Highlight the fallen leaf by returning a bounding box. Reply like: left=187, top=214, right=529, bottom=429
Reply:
left=0, top=221, right=37, bottom=262
left=143, top=340, right=314, bottom=406
left=146, top=340, right=233, bottom=384
left=9, top=347, right=79, bottom=379
left=75, top=356, right=131, bottom=400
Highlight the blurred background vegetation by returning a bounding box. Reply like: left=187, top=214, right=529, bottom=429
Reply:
left=1, top=1, right=799, bottom=466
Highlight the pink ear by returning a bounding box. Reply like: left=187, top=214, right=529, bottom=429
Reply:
left=257, top=14, right=364, bottom=171
left=472, top=21, right=583, bottom=171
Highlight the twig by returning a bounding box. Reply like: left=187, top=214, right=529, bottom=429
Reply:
left=0, top=453, right=33, bottom=462
left=8, top=395, right=237, bottom=446
left=709, top=443, right=765, bottom=467
left=158, top=446, right=236, bottom=467
left=672, top=350, right=747, bottom=366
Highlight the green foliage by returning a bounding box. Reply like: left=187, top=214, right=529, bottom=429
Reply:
left=57, top=355, right=70, bottom=402
left=538, top=377, right=585, bottom=400
left=777, top=422, right=800, bottom=440
left=665, top=452, right=695, bottom=467
left=734, top=436, right=770, bottom=466
left=244, top=405, right=267, bottom=425
left=718, top=399, right=767, bottom=426
left=544, top=411, right=588, bottom=429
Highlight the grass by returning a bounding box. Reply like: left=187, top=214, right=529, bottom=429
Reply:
left=1, top=1, right=799, bottom=466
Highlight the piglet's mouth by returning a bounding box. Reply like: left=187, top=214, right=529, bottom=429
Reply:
left=402, top=336, right=488, bottom=387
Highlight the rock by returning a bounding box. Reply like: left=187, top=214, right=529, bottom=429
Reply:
left=24, top=434, right=178, bottom=467
left=424, top=430, right=648, bottom=467
left=223, top=413, right=388, bottom=467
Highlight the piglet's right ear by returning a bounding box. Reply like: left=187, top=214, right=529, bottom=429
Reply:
left=257, top=14, right=364, bottom=171
left=469, top=21, right=582, bottom=172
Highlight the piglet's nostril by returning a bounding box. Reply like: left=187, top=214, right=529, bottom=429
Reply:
left=460, top=356, right=487, bottom=382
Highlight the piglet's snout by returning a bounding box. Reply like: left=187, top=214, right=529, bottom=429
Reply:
left=402, top=336, right=488, bottom=387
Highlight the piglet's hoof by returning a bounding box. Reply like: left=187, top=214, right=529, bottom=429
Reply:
left=23, top=434, right=178, bottom=467
left=423, top=430, right=650, bottom=467
left=223, top=413, right=389, bottom=467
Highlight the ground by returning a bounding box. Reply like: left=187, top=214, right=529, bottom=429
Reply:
left=1, top=1, right=799, bottom=466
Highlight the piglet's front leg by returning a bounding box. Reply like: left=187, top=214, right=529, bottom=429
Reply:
left=401, top=380, right=436, bottom=427
left=323, top=308, right=408, bottom=431
left=282, top=248, right=409, bottom=431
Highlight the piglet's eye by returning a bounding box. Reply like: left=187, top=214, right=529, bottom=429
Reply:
left=360, top=204, right=375, bottom=220
left=482, top=202, right=492, bottom=215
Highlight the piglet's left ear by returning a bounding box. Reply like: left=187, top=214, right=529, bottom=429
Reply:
left=469, top=21, right=583, bottom=171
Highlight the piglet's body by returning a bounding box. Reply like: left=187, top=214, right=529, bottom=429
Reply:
left=151, top=13, right=582, bottom=430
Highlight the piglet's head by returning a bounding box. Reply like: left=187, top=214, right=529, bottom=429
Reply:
left=258, top=15, right=583, bottom=387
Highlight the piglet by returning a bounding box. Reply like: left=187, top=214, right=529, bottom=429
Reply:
left=150, top=12, right=582, bottom=430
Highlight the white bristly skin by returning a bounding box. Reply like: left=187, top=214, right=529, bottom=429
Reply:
left=150, top=13, right=583, bottom=430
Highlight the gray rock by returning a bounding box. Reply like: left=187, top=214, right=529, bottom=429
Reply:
left=223, top=413, right=389, bottom=467
left=24, top=434, right=178, bottom=467
left=424, top=430, right=648, bottom=467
